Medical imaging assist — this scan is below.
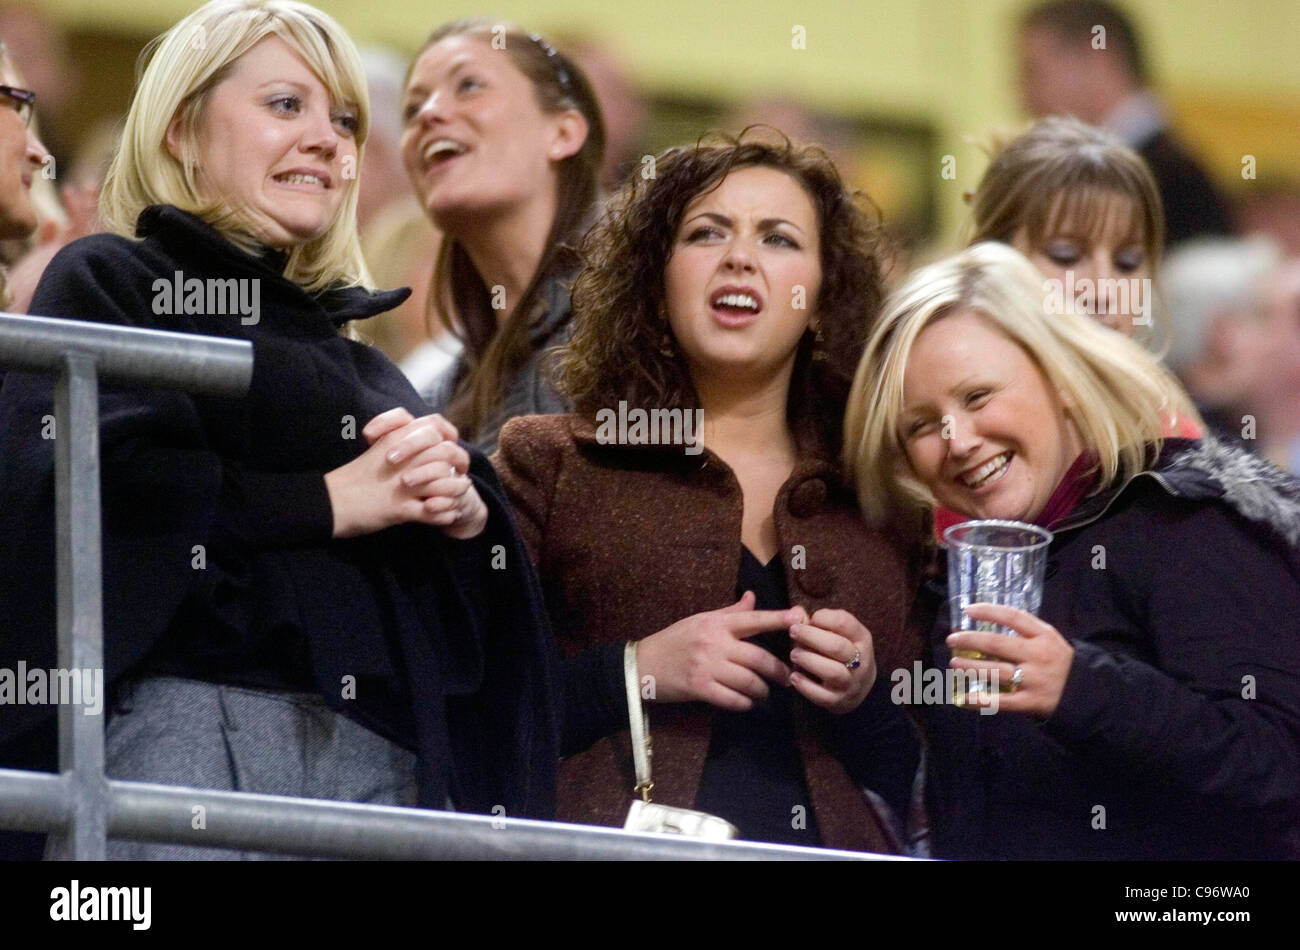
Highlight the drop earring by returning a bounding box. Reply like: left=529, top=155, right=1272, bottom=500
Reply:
left=810, top=318, right=826, bottom=360
left=658, top=303, right=675, bottom=358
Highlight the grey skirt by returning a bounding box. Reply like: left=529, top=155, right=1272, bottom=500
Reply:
left=89, top=676, right=418, bottom=860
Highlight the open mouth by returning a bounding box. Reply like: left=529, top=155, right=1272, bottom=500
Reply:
left=957, top=451, right=1012, bottom=489
left=273, top=171, right=330, bottom=189
left=422, top=138, right=468, bottom=169
left=709, top=287, right=763, bottom=321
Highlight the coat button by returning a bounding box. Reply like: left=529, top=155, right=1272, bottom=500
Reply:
left=788, top=479, right=827, bottom=518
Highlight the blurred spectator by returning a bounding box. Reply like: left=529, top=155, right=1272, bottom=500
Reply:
left=725, top=97, right=854, bottom=173
left=0, top=3, right=75, bottom=165
left=1248, top=259, right=1300, bottom=472
left=1018, top=0, right=1233, bottom=247
left=1162, top=237, right=1281, bottom=443
left=357, top=46, right=417, bottom=232
left=558, top=35, right=646, bottom=190
left=5, top=115, right=113, bottom=313
left=1239, top=181, right=1300, bottom=257
left=356, top=45, right=457, bottom=386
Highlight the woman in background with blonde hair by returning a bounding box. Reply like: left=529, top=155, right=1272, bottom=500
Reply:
left=0, top=0, right=558, bottom=859
left=968, top=116, right=1164, bottom=343
left=844, top=241, right=1300, bottom=859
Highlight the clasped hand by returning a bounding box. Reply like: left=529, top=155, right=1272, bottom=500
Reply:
left=635, top=592, right=879, bottom=715
left=324, top=408, right=488, bottom=540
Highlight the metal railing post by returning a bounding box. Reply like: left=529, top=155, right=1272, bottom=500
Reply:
left=45, top=352, right=108, bottom=860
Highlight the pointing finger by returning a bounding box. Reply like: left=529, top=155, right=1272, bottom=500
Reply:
left=724, top=608, right=805, bottom=638
left=719, top=591, right=757, bottom=613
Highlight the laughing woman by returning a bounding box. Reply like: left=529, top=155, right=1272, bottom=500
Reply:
left=402, top=18, right=605, bottom=454
left=494, top=135, right=921, bottom=852
left=0, top=0, right=557, bottom=859
left=844, top=241, right=1300, bottom=859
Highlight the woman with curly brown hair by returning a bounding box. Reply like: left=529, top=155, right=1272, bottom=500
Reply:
left=493, top=132, right=922, bottom=851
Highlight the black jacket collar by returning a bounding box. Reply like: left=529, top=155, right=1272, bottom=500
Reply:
left=135, top=205, right=410, bottom=328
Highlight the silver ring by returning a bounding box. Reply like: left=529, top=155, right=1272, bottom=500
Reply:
left=845, top=650, right=862, bottom=671
left=1010, top=666, right=1024, bottom=688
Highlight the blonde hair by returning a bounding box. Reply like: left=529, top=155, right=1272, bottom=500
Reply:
left=99, top=0, right=371, bottom=292
left=967, top=117, right=1165, bottom=347
left=968, top=117, right=1163, bottom=264
left=844, top=241, right=1200, bottom=534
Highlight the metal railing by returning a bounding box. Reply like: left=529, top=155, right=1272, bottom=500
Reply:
left=0, top=312, right=890, bottom=861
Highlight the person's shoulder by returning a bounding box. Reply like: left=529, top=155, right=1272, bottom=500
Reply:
left=491, top=414, right=585, bottom=495
left=31, top=233, right=168, bottom=324
left=495, top=414, right=585, bottom=468
left=1108, top=439, right=1300, bottom=555
left=1157, top=438, right=1300, bottom=542
left=498, top=413, right=583, bottom=452
left=42, top=231, right=152, bottom=277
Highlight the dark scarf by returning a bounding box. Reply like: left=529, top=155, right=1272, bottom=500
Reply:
left=1035, top=453, right=1101, bottom=531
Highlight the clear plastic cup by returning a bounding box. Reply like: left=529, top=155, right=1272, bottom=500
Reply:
left=944, top=520, right=1053, bottom=698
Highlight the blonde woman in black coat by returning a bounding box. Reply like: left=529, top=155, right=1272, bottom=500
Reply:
left=845, top=242, right=1300, bottom=859
left=0, top=0, right=556, bottom=860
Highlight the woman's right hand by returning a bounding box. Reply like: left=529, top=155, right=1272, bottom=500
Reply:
left=634, top=592, right=800, bottom=711
left=323, top=409, right=464, bottom=538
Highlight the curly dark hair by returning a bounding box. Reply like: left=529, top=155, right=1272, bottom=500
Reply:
left=555, top=130, right=889, bottom=457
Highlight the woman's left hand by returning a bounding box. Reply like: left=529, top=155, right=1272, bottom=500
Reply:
left=946, top=603, right=1075, bottom=718
left=362, top=407, right=487, bottom=540
left=788, top=608, right=879, bottom=715
left=420, top=468, right=489, bottom=540
left=395, top=439, right=488, bottom=540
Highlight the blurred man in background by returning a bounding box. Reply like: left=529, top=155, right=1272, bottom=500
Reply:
left=1018, top=0, right=1233, bottom=248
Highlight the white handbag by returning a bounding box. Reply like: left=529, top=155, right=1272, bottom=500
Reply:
left=621, top=642, right=739, bottom=841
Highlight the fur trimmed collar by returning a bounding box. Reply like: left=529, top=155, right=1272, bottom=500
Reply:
left=1059, top=438, right=1300, bottom=548
left=1154, top=438, right=1300, bottom=548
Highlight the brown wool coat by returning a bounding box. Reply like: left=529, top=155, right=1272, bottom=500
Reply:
left=493, top=413, right=921, bottom=853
